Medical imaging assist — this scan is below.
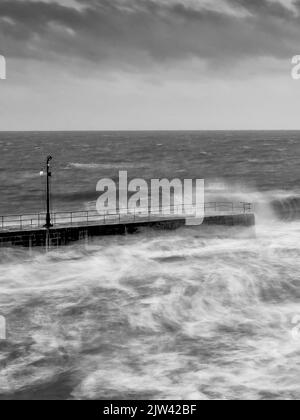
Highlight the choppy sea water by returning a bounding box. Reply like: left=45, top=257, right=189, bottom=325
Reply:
left=0, top=131, right=299, bottom=400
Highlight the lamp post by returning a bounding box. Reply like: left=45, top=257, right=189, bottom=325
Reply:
left=41, top=156, right=53, bottom=229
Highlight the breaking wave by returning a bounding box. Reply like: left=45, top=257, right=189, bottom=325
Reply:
left=271, top=197, right=300, bottom=221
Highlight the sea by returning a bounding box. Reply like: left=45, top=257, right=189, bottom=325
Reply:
left=0, top=131, right=299, bottom=400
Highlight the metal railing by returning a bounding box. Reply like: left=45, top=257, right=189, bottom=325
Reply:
left=0, top=202, right=253, bottom=231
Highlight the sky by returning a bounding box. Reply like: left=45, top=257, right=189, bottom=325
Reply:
left=0, top=0, right=300, bottom=130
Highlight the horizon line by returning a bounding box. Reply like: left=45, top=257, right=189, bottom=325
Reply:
left=1, top=129, right=300, bottom=133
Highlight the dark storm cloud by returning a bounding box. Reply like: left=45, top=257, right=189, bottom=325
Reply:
left=0, top=0, right=300, bottom=68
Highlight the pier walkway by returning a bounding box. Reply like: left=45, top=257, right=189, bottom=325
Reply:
left=0, top=202, right=253, bottom=232
left=0, top=203, right=255, bottom=247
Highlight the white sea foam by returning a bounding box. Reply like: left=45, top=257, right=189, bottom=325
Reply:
left=68, top=162, right=148, bottom=170
left=0, top=197, right=299, bottom=399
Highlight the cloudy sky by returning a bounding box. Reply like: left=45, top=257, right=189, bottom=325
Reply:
left=0, top=0, right=300, bottom=130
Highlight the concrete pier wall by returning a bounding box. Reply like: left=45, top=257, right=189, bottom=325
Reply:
left=0, top=214, right=255, bottom=248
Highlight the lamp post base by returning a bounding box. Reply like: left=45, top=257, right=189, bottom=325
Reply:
left=44, top=215, right=53, bottom=229
left=44, top=224, right=53, bottom=229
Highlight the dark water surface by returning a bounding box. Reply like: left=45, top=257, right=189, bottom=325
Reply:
left=0, top=131, right=299, bottom=400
